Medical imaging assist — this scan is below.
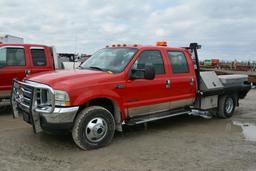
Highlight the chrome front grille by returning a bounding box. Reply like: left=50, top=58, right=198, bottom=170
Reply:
left=36, top=89, right=46, bottom=106
left=21, top=86, right=33, bottom=107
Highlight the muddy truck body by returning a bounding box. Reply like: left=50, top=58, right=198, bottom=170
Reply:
left=12, top=42, right=251, bottom=150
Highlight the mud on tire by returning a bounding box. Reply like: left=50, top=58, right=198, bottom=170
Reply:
left=217, top=95, right=237, bottom=119
left=72, top=106, right=115, bottom=150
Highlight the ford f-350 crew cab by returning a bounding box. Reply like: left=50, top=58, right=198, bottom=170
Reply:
left=12, top=42, right=251, bottom=150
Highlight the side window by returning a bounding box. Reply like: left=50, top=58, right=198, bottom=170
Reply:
left=168, top=51, right=189, bottom=74
left=31, top=48, right=46, bottom=66
left=0, top=47, right=25, bottom=66
left=132, top=50, right=165, bottom=76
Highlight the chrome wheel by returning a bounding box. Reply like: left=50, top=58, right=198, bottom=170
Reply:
left=225, top=97, right=234, bottom=114
left=85, top=117, right=108, bottom=142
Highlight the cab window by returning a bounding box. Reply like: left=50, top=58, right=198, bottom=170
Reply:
left=0, top=47, right=25, bottom=66
left=168, top=51, right=189, bottom=73
left=31, top=48, right=47, bottom=66
left=132, top=50, right=165, bottom=77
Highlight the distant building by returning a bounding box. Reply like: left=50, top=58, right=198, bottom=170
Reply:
left=0, top=34, right=24, bottom=43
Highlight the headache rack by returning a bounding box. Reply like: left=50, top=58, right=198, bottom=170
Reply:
left=182, top=43, right=202, bottom=91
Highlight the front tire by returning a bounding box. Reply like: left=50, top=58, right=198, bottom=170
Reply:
left=72, top=106, right=115, bottom=150
left=217, top=95, right=236, bottom=118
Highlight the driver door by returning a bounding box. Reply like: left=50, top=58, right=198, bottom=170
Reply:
left=124, top=50, right=171, bottom=117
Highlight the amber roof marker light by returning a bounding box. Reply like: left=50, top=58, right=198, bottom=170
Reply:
left=156, top=41, right=167, bottom=47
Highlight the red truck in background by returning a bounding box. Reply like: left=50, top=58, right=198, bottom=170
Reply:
left=0, top=43, right=58, bottom=99
left=12, top=42, right=251, bottom=150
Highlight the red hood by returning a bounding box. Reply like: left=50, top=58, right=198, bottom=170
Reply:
left=25, top=69, right=116, bottom=90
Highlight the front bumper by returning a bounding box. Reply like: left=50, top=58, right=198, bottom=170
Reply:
left=40, top=106, right=79, bottom=131
left=14, top=104, right=79, bottom=133
left=40, top=107, right=79, bottom=131
left=41, top=107, right=79, bottom=124
left=12, top=79, right=79, bottom=133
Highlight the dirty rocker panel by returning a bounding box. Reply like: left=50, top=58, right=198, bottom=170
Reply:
left=127, top=98, right=194, bottom=117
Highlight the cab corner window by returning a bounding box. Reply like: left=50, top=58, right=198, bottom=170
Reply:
left=0, top=47, right=25, bottom=66
left=168, top=51, right=189, bottom=74
left=31, top=48, right=46, bottom=66
left=132, top=50, right=165, bottom=77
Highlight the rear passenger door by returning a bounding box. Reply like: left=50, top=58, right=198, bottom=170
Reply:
left=29, top=47, right=52, bottom=75
left=167, top=51, right=196, bottom=109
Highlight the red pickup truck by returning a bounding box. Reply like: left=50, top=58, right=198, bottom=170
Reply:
left=12, top=42, right=251, bottom=150
left=0, top=43, right=57, bottom=100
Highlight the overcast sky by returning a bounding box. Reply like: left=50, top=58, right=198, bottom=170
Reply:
left=0, top=0, right=255, bottom=61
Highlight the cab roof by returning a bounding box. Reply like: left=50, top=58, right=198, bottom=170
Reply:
left=105, top=43, right=187, bottom=52
left=0, top=43, right=49, bottom=47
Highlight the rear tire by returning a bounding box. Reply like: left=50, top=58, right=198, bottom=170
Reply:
left=72, top=106, right=115, bottom=150
left=217, top=95, right=236, bottom=118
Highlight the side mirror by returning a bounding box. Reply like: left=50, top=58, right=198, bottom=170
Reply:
left=144, top=65, right=155, bottom=80
left=129, top=65, right=155, bottom=80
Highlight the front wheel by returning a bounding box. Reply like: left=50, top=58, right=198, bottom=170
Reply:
left=217, top=95, right=236, bottom=118
left=72, top=106, right=115, bottom=150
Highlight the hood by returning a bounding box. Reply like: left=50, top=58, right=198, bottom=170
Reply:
left=26, top=69, right=115, bottom=90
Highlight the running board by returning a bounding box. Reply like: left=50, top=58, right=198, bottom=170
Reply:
left=126, top=109, right=189, bottom=125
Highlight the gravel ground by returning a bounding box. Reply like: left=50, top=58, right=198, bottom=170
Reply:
left=0, top=90, right=256, bottom=171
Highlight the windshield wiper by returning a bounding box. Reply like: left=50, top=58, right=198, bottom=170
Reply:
left=89, top=66, right=105, bottom=71
left=77, top=65, right=84, bottom=69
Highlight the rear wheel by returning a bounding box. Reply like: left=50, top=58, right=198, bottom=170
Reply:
left=72, top=106, right=115, bottom=150
left=217, top=95, right=236, bottom=118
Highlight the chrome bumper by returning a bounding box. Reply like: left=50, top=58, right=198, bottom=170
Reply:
left=41, top=106, right=79, bottom=124
left=14, top=105, right=79, bottom=133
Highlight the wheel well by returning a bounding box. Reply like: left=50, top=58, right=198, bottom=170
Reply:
left=78, top=98, right=115, bottom=115
left=89, top=98, right=115, bottom=114
left=76, top=98, right=123, bottom=132
left=219, top=93, right=238, bottom=106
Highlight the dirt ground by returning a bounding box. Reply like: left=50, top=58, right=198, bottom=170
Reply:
left=0, top=90, right=256, bottom=171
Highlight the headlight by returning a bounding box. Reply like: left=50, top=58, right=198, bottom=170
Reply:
left=54, top=90, right=70, bottom=106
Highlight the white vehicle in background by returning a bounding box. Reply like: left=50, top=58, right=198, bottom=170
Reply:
left=0, top=34, right=24, bottom=44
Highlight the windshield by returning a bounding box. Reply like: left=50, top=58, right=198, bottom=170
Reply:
left=80, top=48, right=138, bottom=73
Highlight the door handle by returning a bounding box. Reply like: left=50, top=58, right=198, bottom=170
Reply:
left=166, top=79, right=171, bottom=88
left=189, top=77, right=194, bottom=86
left=25, top=70, right=31, bottom=76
